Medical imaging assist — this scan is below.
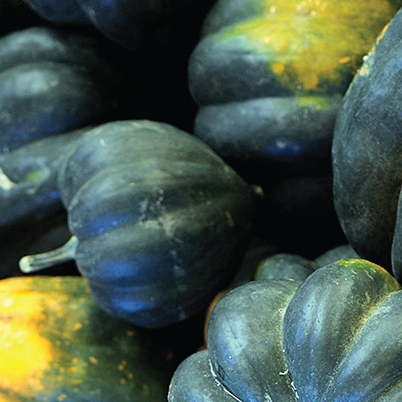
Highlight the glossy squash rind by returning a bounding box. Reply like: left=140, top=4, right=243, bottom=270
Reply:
left=193, top=96, right=340, bottom=166
left=332, top=7, right=402, bottom=276
left=0, top=26, right=121, bottom=76
left=0, top=26, right=130, bottom=155
left=56, top=120, right=260, bottom=328
left=168, top=259, right=402, bottom=401
left=0, top=61, right=119, bottom=154
left=168, top=349, right=236, bottom=402
left=0, top=275, right=182, bottom=402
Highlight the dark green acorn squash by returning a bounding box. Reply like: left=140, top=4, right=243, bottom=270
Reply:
left=188, top=0, right=399, bottom=256
left=198, top=243, right=361, bottom=350
left=189, top=0, right=400, bottom=173
left=0, top=26, right=128, bottom=154
left=20, top=120, right=261, bottom=328
left=169, top=258, right=402, bottom=401
left=332, top=7, right=402, bottom=279
left=254, top=252, right=318, bottom=282
left=0, top=275, right=187, bottom=402
left=0, top=130, right=87, bottom=278
left=254, top=244, right=360, bottom=281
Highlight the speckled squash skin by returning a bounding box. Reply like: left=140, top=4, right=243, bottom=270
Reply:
left=169, top=259, right=402, bottom=402
left=0, top=276, right=182, bottom=402
left=189, top=0, right=401, bottom=171
left=332, top=8, right=402, bottom=279
left=48, top=120, right=260, bottom=328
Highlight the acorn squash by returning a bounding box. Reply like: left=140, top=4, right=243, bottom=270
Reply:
left=254, top=244, right=360, bottom=281
left=189, top=0, right=400, bottom=173
left=0, top=275, right=186, bottom=402
left=332, top=7, right=402, bottom=279
left=168, top=258, right=402, bottom=401
left=0, top=26, right=128, bottom=154
left=20, top=120, right=261, bottom=328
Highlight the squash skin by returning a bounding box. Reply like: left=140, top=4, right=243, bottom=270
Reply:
left=0, top=26, right=119, bottom=75
left=254, top=253, right=317, bottom=281
left=56, top=120, right=261, bottom=328
left=168, top=259, right=402, bottom=401
left=0, top=128, right=88, bottom=228
left=168, top=349, right=236, bottom=402
left=0, top=61, right=120, bottom=154
left=332, top=8, right=402, bottom=276
left=0, top=276, right=183, bottom=402
left=189, top=0, right=401, bottom=172
left=0, top=26, right=129, bottom=155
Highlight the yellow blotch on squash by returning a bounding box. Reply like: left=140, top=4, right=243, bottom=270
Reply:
left=219, top=0, right=399, bottom=93
left=0, top=292, right=53, bottom=392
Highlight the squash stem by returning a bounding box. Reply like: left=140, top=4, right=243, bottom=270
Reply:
left=19, top=235, right=78, bottom=273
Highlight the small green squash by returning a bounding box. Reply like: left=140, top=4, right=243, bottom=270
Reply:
left=332, top=7, right=402, bottom=279
left=20, top=120, right=261, bottom=328
left=169, top=259, right=402, bottom=401
left=188, top=0, right=400, bottom=172
left=0, top=275, right=186, bottom=402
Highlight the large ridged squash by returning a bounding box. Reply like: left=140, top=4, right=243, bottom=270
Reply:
left=168, top=259, right=402, bottom=401
left=0, top=26, right=128, bottom=154
left=189, top=0, right=401, bottom=173
left=20, top=120, right=261, bottom=328
left=332, top=7, right=402, bottom=279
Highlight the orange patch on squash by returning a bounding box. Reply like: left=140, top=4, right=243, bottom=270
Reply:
left=0, top=292, right=53, bottom=392
left=219, top=0, right=398, bottom=93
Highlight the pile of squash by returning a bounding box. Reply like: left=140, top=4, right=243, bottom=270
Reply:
left=2, top=0, right=402, bottom=400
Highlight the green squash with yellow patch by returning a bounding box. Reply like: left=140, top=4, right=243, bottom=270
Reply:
left=189, top=0, right=401, bottom=174
left=0, top=275, right=190, bottom=401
